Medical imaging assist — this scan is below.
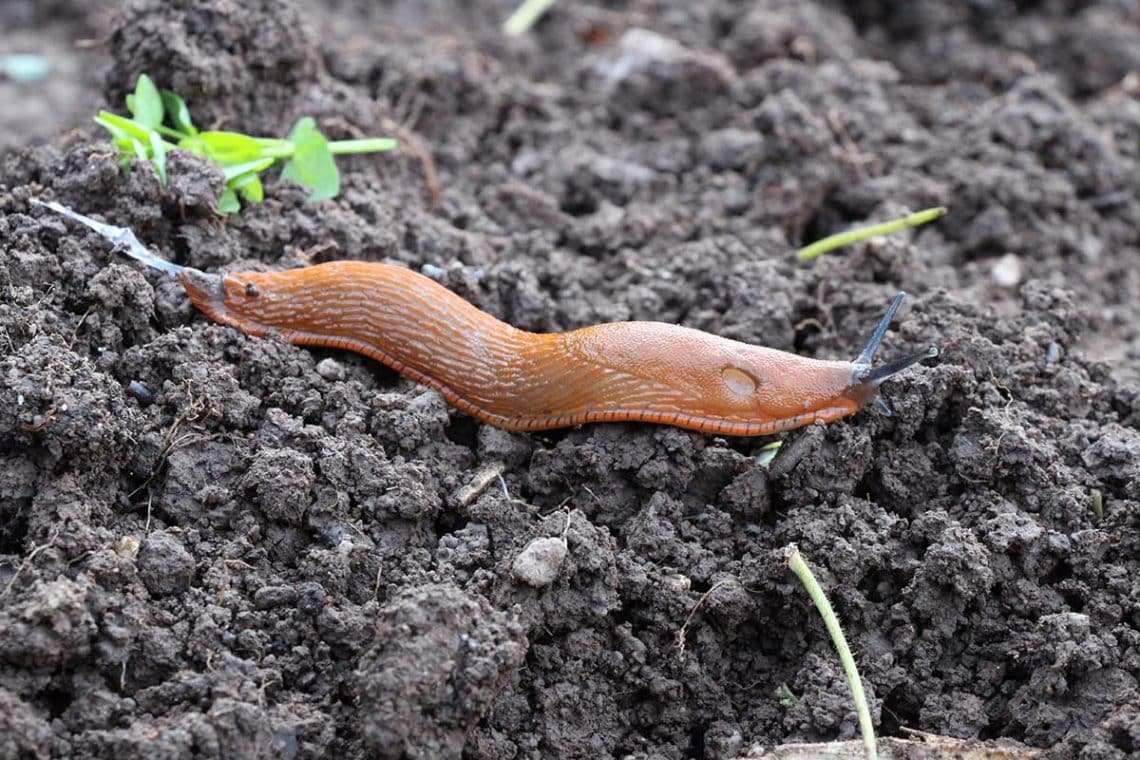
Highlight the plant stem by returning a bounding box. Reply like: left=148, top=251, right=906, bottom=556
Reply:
left=784, top=545, right=878, bottom=760
left=503, top=0, right=557, bottom=36
left=258, top=143, right=294, bottom=159
left=154, top=124, right=187, bottom=141
left=796, top=206, right=946, bottom=262
left=329, top=138, right=397, bottom=154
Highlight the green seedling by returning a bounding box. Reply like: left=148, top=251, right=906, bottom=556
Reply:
left=797, top=206, right=946, bottom=263
left=503, top=0, right=557, bottom=35
left=95, top=74, right=397, bottom=214
left=1090, top=488, right=1104, bottom=522
left=774, top=683, right=799, bottom=709
left=784, top=545, right=878, bottom=760
left=756, top=440, right=782, bottom=469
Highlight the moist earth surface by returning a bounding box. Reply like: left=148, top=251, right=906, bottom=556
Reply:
left=1, top=0, right=1139, bottom=758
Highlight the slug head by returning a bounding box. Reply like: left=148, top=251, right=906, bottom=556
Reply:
left=717, top=292, right=936, bottom=432
left=180, top=268, right=277, bottom=334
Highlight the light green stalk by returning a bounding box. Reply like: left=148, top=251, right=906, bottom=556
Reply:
left=785, top=545, right=878, bottom=760
left=797, top=207, right=946, bottom=262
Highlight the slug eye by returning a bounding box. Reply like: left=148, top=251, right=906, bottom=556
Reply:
left=722, top=366, right=758, bottom=396
left=244, top=282, right=260, bottom=298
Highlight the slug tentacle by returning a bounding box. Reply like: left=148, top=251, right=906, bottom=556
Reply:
left=858, top=345, right=940, bottom=386
left=30, top=199, right=184, bottom=276
left=847, top=292, right=940, bottom=411
left=853, top=291, right=907, bottom=368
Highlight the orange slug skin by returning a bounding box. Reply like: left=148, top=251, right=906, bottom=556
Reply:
left=180, top=261, right=875, bottom=436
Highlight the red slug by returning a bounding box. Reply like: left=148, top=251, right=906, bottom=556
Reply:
left=35, top=199, right=938, bottom=437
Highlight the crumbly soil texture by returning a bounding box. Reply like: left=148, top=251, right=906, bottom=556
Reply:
left=2, top=1, right=1139, bottom=758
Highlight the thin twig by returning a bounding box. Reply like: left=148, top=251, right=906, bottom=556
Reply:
left=675, top=579, right=760, bottom=661
left=0, top=528, right=62, bottom=600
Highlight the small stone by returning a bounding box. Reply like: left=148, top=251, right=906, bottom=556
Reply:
left=595, top=28, right=735, bottom=114
left=253, top=585, right=298, bottom=610
left=115, top=535, right=140, bottom=560
left=137, top=531, right=195, bottom=597
left=991, top=253, right=1023, bottom=288
left=511, top=537, right=567, bottom=588
left=699, top=128, right=764, bottom=171
left=316, top=358, right=345, bottom=381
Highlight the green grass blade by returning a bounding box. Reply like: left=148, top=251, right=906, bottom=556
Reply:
left=785, top=546, right=878, bottom=760
left=503, top=0, right=557, bottom=35
left=796, top=207, right=946, bottom=263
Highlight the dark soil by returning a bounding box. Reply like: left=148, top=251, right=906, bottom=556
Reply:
left=2, top=0, right=1139, bottom=758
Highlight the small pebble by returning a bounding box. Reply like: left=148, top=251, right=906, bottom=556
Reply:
left=1, top=54, right=52, bottom=83
left=127, top=379, right=153, bottom=404
left=511, top=536, right=567, bottom=587
left=315, top=358, right=345, bottom=381
left=254, top=585, right=299, bottom=610
left=116, top=535, right=140, bottom=560
left=991, top=253, right=1023, bottom=288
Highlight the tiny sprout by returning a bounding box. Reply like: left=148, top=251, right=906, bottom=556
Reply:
left=796, top=206, right=946, bottom=263
left=756, top=440, right=782, bottom=469
left=1089, top=488, right=1104, bottom=522
left=94, top=73, right=397, bottom=214
left=774, top=683, right=798, bottom=709
left=784, top=544, right=878, bottom=760
left=503, top=0, right=557, bottom=35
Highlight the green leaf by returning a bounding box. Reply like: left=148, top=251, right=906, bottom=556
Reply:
left=160, top=89, right=197, bottom=135
left=280, top=117, right=339, bottom=202
left=126, top=74, right=164, bottom=130
left=218, top=188, right=240, bottom=214
left=149, top=131, right=168, bottom=185
left=230, top=172, right=264, bottom=204
left=222, top=157, right=274, bottom=181
left=191, top=131, right=265, bottom=165
left=95, top=116, right=129, bottom=143
left=95, top=111, right=153, bottom=143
